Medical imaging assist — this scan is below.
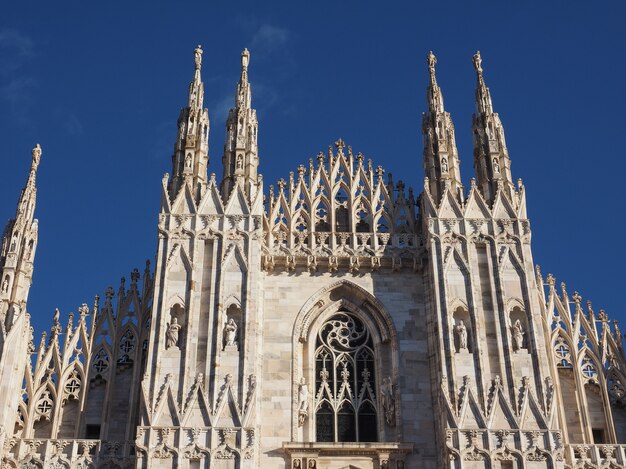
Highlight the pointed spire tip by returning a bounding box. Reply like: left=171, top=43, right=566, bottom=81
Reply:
left=241, top=48, right=250, bottom=69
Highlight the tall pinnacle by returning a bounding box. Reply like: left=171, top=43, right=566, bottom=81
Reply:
left=422, top=52, right=463, bottom=204
left=471, top=51, right=515, bottom=204
left=472, top=51, right=493, bottom=114
left=426, top=51, right=444, bottom=113
left=1, top=144, right=42, bottom=326
left=221, top=48, right=259, bottom=201
left=237, top=48, right=252, bottom=109
left=168, top=46, right=210, bottom=202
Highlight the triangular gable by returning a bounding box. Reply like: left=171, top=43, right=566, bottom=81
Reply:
left=171, top=182, right=197, bottom=215
left=182, top=387, right=212, bottom=427
left=464, top=188, right=491, bottom=219
left=224, top=183, right=250, bottom=215
left=154, top=387, right=180, bottom=427
left=492, top=191, right=517, bottom=219
left=437, top=190, right=463, bottom=218
left=489, top=391, right=517, bottom=429
left=520, top=392, right=547, bottom=430
left=197, top=183, right=224, bottom=215
left=214, top=387, right=242, bottom=427
left=460, top=390, right=486, bottom=428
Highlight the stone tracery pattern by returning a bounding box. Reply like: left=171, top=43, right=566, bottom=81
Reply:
left=263, top=139, right=421, bottom=273
left=314, top=312, right=378, bottom=442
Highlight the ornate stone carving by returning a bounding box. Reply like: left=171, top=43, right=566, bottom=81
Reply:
left=223, top=317, right=238, bottom=351
left=297, top=377, right=309, bottom=426
left=381, top=376, right=395, bottom=426
left=165, top=317, right=182, bottom=349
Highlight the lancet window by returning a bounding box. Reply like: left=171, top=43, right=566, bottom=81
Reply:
left=314, top=312, right=378, bottom=442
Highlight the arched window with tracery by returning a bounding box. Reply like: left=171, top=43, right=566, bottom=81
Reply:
left=314, top=312, right=378, bottom=442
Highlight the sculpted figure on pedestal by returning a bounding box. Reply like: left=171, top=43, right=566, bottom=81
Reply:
left=381, top=376, right=395, bottom=426
left=297, top=377, right=309, bottom=426
left=223, top=317, right=238, bottom=350
left=511, top=319, right=525, bottom=352
left=166, top=318, right=182, bottom=349
left=455, top=320, right=468, bottom=351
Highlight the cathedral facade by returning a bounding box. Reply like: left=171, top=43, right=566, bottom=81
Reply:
left=1, top=47, right=625, bottom=469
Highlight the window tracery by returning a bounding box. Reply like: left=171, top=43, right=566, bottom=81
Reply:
left=314, top=312, right=377, bottom=442
left=554, top=337, right=571, bottom=368
left=92, top=349, right=109, bottom=374
left=117, top=330, right=136, bottom=366
left=63, top=372, right=81, bottom=401
left=35, top=390, right=54, bottom=420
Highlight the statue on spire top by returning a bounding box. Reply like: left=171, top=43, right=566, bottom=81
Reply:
left=427, top=51, right=438, bottom=85
left=472, top=51, right=483, bottom=74
left=241, top=48, right=250, bottom=69
left=194, top=45, right=203, bottom=71
left=427, top=51, right=437, bottom=69
left=31, top=144, right=42, bottom=171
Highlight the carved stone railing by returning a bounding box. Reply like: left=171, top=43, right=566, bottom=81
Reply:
left=445, top=429, right=563, bottom=465
left=565, top=443, right=626, bottom=466
left=282, top=442, right=414, bottom=469
left=1, top=438, right=135, bottom=468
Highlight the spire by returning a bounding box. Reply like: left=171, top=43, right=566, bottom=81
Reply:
left=221, top=48, right=260, bottom=201
left=1, top=144, right=42, bottom=328
left=471, top=51, right=516, bottom=205
left=422, top=52, right=463, bottom=204
left=472, top=51, right=493, bottom=114
left=168, top=45, right=210, bottom=202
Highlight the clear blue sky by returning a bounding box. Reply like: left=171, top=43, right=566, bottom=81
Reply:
left=1, top=1, right=625, bottom=336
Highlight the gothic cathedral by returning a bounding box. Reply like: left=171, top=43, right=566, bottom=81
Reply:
left=1, top=47, right=625, bottom=469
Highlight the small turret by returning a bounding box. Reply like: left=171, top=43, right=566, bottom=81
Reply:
left=422, top=52, right=463, bottom=204
left=168, top=46, right=210, bottom=202
left=471, top=51, right=516, bottom=205
left=221, top=48, right=260, bottom=201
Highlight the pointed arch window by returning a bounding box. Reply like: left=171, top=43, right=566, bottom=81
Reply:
left=314, top=312, right=378, bottom=442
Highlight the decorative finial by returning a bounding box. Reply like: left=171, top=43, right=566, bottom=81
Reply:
left=472, top=51, right=483, bottom=74
left=194, top=45, right=203, bottom=71
left=427, top=51, right=437, bottom=82
left=31, top=144, right=42, bottom=170
left=241, top=48, right=250, bottom=69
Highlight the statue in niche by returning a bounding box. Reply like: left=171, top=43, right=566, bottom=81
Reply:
left=223, top=317, right=238, bottom=350
left=380, top=376, right=395, bottom=426
left=510, top=319, right=525, bottom=352
left=297, top=377, right=309, bottom=426
left=308, top=460, right=316, bottom=469
left=236, top=154, right=244, bottom=170
left=185, top=153, right=192, bottom=169
left=493, top=158, right=500, bottom=173
left=455, top=320, right=468, bottom=351
left=166, top=317, right=182, bottom=349
left=293, top=460, right=301, bottom=469
left=1, top=277, right=8, bottom=293
left=441, top=157, right=448, bottom=173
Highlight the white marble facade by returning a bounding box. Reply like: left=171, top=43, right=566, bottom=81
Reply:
left=1, top=48, right=626, bottom=469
